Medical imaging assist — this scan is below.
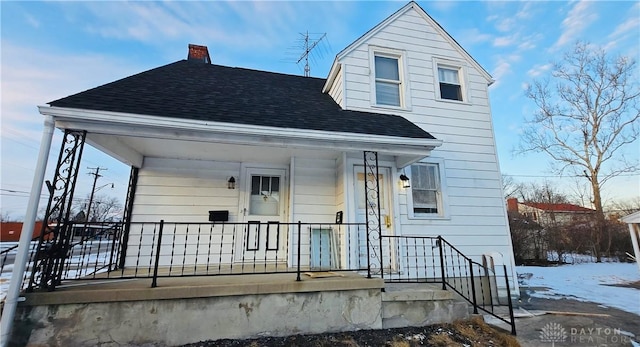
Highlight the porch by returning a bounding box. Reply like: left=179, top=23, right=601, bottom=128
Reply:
left=11, top=272, right=471, bottom=346
left=2, top=219, right=516, bottom=346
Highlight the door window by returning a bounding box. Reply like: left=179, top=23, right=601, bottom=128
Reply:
left=249, top=175, right=280, bottom=216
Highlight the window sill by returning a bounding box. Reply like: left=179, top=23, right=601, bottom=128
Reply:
left=371, top=104, right=412, bottom=112
left=435, top=98, right=471, bottom=106
left=408, top=213, right=450, bottom=220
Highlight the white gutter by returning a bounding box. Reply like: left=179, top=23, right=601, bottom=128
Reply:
left=0, top=116, right=55, bottom=347
left=39, top=106, right=443, bottom=157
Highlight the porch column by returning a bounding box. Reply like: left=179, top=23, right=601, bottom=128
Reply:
left=0, top=116, right=55, bottom=347
left=363, top=151, right=383, bottom=278
left=628, top=223, right=640, bottom=272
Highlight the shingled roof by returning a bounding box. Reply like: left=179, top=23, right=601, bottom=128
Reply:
left=49, top=60, right=435, bottom=140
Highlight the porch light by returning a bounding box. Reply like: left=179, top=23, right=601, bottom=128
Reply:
left=399, top=173, right=410, bottom=188
left=227, top=176, right=236, bottom=189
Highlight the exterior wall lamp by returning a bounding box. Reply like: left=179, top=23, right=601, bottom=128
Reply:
left=399, top=173, right=410, bottom=188
left=227, top=176, right=236, bottom=189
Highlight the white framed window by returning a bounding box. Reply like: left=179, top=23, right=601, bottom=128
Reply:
left=370, top=46, right=410, bottom=109
left=375, top=55, right=401, bottom=106
left=433, top=58, right=468, bottom=103
left=438, top=67, right=462, bottom=101
left=407, top=159, right=449, bottom=219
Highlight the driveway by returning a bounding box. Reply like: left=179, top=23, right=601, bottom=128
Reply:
left=508, top=288, right=639, bottom=347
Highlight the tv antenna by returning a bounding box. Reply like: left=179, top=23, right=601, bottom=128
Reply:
left=296, top=31, right=327, bottom=77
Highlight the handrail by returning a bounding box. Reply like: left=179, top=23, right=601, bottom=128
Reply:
left=438, top=236, right=516, bottom=335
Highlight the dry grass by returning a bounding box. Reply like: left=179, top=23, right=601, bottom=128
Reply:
left=184, top=316, right=520, bottom=346
left=452, top=316, right=520, bottom=347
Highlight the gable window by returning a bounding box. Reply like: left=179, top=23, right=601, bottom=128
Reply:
left=438, top=67, right=462, bottom=101
left=375, top=55, right=401, bottom=106
left=407, top=159, right=449, bottom=219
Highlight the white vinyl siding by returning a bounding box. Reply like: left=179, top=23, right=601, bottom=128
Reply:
left=327, top=66, right=344, bottom=107
left=337, top=6, right=512, bottom=265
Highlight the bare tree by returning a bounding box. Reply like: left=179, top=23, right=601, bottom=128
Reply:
left=87, top=195, right=123, bottom=222
left=518, top=41, right=640, bottom=261
left=72, top=194, right=123, bottom=223
left=502, top=174, right=524, bottom=199
left=607, top=197, right=640, bottom=216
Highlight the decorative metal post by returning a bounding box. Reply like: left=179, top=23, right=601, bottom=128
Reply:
left=363, top=151, right=382, bottom=278
left=29, top=130, right=86, bottom=292
left=118, top=167, right=139, bottom=270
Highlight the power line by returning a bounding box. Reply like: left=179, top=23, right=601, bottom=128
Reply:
left=506, top=173, right=639, bottom=178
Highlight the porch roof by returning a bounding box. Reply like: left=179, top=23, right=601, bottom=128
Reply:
left=48, top=60, right=434, bottom=140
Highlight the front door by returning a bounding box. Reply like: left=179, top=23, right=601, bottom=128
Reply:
left=354, top=166, right=395, bottom=272
left=236, top=167, right=287, bottom=263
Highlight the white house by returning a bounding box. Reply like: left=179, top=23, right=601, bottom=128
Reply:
left=27, top=1, right=516, bottom=291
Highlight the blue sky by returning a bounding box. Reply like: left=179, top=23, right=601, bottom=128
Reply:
left=1, top=1, right=639, bottom=219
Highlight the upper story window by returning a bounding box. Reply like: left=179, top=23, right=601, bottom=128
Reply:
left=375, top=55, right=401, bottom=106
left=438, top=67, right=462, bottom=101
left=433, top=58, right=468, bottom=103
left=369, top=46, right=409, bottom=109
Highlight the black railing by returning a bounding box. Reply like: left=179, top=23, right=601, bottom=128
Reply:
left=1, top=221, right=515, bottom=335
left=123, top=221, right=367, bottom=287
left=0, top=221, right=370, bottom=292
left=380, top=235, right=516, bottom=335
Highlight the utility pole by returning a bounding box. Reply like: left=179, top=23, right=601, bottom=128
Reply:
left=85, top=167, right=106, bottom=224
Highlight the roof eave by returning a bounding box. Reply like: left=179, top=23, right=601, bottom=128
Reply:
left=39, top=106, right=442, bottom=162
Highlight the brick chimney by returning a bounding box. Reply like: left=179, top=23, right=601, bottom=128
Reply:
left=506, top=197, right=519, bottom=212
left=187, top=44, right=211, bottom=64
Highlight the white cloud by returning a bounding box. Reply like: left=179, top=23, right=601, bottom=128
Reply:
left=551, top=1, right=598, bottom=51
left=493, top=35, right=516, bottom=47
left=527, top=63, right=553, bottom=78
left=428, top=1, right=458, bottom=12
left=490, top=59, right=512, bottom=89
left=458, top=28, right=493, bottom=45
left=25, top=13, right=40, bottom=28
left=515, top=2, right=535, bottom=20
left=494, top=18, right=516, bottom=33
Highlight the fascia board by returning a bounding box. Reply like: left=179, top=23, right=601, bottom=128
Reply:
left=40, top=106, right=442, bottom=155
left=322, top=59, right=341, bottom=93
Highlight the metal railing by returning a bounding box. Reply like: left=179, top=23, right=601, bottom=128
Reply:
left=1, top=221, right=370, bottom=292
left=1, top=222, right=515, bottom=335
left=380, top=235, right=516, bottom=335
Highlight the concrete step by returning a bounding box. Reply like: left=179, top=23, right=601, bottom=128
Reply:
left=381, top=283, right=469, bottom=328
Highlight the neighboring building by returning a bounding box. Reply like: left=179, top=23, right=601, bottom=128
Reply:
left=34, top=1, right=517, bottom=289
left=506, top=197, right=595, bottom=229
left=0, top=222, right=47, bottom=242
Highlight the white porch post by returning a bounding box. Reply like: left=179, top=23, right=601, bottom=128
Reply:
left=628, top=223, right=640, bottom=272
left=0, top=116, right=55, bottom=347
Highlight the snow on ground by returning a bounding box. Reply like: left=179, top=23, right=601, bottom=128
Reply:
left=517, top=262, right=640, bottom=316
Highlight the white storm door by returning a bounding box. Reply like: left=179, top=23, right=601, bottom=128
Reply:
left=236, top=168, right=287, bottom=263
left=354, top=166, right=395, bottom=272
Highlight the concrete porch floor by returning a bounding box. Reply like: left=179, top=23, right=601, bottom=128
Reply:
left=20, top=272, right=386, bottom=306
